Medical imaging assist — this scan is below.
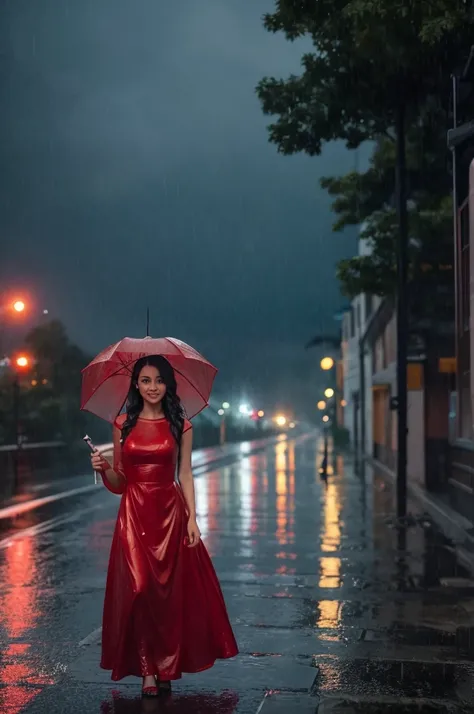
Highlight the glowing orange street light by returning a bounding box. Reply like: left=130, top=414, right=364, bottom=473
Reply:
left=12, top=300, right=26, bottom=313
left=317, top=400, right=326, bottom=410
left=320, top=356, right=334, bottom=371
left=16, top=356, right=29, bottom=369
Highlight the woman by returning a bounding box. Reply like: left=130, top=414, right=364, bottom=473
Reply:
left=91, top=354, right=238, bottom=696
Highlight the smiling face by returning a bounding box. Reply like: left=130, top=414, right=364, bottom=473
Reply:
left=136, top=364, right=167, bottom=408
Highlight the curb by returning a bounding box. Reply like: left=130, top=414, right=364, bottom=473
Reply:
left=365, top=456, right=474, bottom=576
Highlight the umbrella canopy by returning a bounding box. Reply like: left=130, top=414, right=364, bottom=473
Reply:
left=81, top=336, right=217, bottom=423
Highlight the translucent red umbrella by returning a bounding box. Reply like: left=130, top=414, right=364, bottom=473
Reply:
left=81, top=336, right=217, bottom=423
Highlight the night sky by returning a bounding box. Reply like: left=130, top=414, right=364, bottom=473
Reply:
left=1, top=0, right=361, bottom=417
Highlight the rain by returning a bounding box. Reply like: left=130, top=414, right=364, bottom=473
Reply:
left=1, top=1, right=474, bottom=713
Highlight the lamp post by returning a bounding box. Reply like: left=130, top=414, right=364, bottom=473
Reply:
left=9, top=354, right=32, bottom=483
left=12, top=354, right=31, bottom=447
left=218, top=408, right=226, bottom=445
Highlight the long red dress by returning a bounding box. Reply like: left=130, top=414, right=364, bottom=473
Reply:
left=100, top=415, right=238, bottom=681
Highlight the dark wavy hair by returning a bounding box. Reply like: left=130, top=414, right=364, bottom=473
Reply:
left=121, top=355, right=185, bottom=446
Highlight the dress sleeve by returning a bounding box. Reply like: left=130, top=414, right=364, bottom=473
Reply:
left=101, top=417, right=126, bottom=495
left=183, top=418, right=193, bottom=434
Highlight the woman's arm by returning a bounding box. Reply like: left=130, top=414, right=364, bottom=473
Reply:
left=178, top=427, right=196, bottom=519
left=178, top=426, right=200, bottom=547
left=92, top=424, right=126, bottom=495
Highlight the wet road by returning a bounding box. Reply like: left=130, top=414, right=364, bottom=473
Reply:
left=1, top=433, right=474, bottom=713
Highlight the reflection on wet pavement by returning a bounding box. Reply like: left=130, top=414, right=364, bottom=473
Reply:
left=1, top=432, right=474, bottom=712
left=100, top=689, right=239, bottom=714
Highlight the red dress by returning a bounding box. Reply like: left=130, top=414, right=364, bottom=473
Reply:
left=100, top=415, right=238, bottom=681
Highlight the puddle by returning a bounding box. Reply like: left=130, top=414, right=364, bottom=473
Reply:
left=315, top=656, right=474, bottom=700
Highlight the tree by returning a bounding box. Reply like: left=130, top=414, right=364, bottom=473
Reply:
left=258, top=2, right=473, bottom=157
left=256, top=1, right=472, bottom=321
left=0, top=320, right=109, bottom=444
left=257, top=0, right=474, bottom=516
left=322, top=117, right=454, bottom=319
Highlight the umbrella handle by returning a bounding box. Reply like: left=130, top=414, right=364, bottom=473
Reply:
left=83, top=434, right=100, bottom=485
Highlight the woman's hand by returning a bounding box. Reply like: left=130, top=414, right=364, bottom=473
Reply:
left=187, top=517, right=201, bottom=548
left=91, top=449, right=109, bottom=472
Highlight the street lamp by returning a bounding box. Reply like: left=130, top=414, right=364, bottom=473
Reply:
left=317, top=400, right=326, bottom=410
left=275, top=415, right=287, bottom=427
left=320, top=356, right=334, bottom=371
left=11, top=354, right=32, bottom=453
left=258, top=410, right=265, bottom=418
left=322, top=415, right=329, bottom=423
left=324, top=388, right=335, bottom=399
left=222, top=402, right=230, bottom=410
left=16, top=356, right=29, bottom=368
left=13, top=300, right=26, bottom=313
left=218, top=408, right=225, bottom=416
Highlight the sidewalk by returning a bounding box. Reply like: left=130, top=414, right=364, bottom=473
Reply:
left=10, top=432, right=474, bottom=713
left=368, top=455, right=474, bottom=576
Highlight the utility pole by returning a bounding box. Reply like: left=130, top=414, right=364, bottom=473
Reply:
left=395, top=102, right=408, bottom=520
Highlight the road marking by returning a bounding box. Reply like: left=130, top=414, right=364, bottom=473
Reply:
left=0, top=503, right=106, bottom=549
left=78, top=626, right=102, bottom=647
left=0, top=482, right=98, bottom=520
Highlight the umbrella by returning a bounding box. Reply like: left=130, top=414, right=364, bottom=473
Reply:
left=81, top=336, right=217, bottom=423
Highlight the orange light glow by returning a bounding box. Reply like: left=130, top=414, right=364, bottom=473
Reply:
left=15, top=356, right=29, bottom=369
left=12, top=300, right=26, bottom=313
left=320, top=357, right=334, bottom=371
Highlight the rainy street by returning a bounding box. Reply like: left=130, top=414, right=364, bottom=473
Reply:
left=1, top=431, right=473, bottom=714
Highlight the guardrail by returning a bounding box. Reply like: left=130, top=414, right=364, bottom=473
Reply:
left=0, top=441, right=65, bottom=452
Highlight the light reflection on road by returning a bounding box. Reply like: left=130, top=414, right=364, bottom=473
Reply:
left=317, top=439, right=343, bottom=632
left=0, top=519, right=54, bottom=713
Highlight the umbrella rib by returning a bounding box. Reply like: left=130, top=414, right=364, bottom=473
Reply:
left=172, top=366, right=212, bottom=407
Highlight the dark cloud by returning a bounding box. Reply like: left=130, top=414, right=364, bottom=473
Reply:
left=1, top=0, right=361, bottom=415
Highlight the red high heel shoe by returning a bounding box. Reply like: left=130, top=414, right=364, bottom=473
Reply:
left=142, top=677, right=159, bottom=698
